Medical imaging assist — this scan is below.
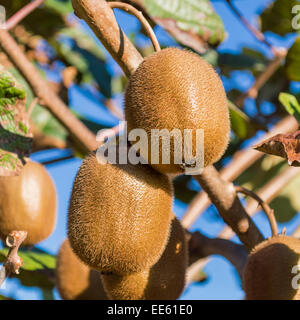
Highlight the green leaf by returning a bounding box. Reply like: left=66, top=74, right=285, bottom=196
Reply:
left=142, top=0, right=225, bottom=53
left=53, top=27, right=112, bottom=97
left=45, top=0, right=74, bottom=15
left=260, top=0, right=300, bottom=36
left=0, top=248, right=55, bottom=271
left=8, top=66, right=68, bottom=143
left=236, top=156, right=286, bottom=192
left=285, top=37, right=300, bottom=81
left=31, top=105, right=68, bottom=142
left=0, top=247, right=56, bottom=289
left=218, top=50, right=267, bottom=76
left=0, top=295, right=14, bottom=300
left=0, top=69, right=33, bottom=176
left=279, top=92, right=300, bottom=122
left=228, top=101, right=254, bottom=139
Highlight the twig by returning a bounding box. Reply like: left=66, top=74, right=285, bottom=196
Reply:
left=108, top=1, right=161, bottom=52
left=41, top=154, right=75, bottom=166
left=193, top=166, right=264, bottom=251
left=0, top=30, right=98, bottom=153
left=220, top=166, right=300, bottom=239
left=0, top=231, right=27, bottom=287
left=71, top=0, right=143, bottom=77
left=234, top=186, right=278, bottom=237
left=27, top=97, right=39, bottom=117
left=225, top=0, right=276, bottom=54
left=5, top=0, right=45, bottom=31
left=182, top=116, right=298, bottom=228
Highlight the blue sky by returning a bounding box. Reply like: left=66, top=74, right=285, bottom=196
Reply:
left=1, top=0, right=300, bottom=300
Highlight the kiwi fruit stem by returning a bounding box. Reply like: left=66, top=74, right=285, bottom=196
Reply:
left=235, top=186, right=278, bottom=237
left=108, top=2, right=161, bottom=53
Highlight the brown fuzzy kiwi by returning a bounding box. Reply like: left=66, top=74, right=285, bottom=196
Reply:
left=243, top=235, right=300, bottom=300
left=101, top=216, right=188, bottom=300
left=68, top=151, right=173, bottom=275
left=56, top=239, right=108, bottom=300
left=0, top=161, right=57, bottom=246
left=125, top=47, right=230, bottom=175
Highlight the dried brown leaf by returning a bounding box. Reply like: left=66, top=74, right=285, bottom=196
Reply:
left=253, top=131, right=300, bottom=167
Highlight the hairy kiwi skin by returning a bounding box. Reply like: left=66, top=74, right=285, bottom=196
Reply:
left=243, top=235, right=300, bottom=300
left=56, top=239, right=107, bottom=300
left=125, top=47, right=230, bottom=174
left=68, top=151, right=173, bottom=275
left=0, top=161, right=57, bottom=246
left=101, top=217, right=188, bottom=300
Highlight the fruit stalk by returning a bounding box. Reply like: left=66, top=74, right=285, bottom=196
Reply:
left=0, top=231, right=27, bottom=287
left=71, top=0, right=143, bottom=77
left=108, top=2, right=161, bottom=53
left=234, top=186, right=278, bottom=237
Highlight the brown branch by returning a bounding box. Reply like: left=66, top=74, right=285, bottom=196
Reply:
left=234, top=186, right=278, bottom=237
left=71, top=0, right=143, bottom=77
left=5, top=0, right=45, bottom=30
left=219, top=166, right=299, bottom=239
left=182, top=116, right=298, bottom=228
left=0, top=30, right=98, bottom=153
left=108, top=1, right=161, bottom=52
left=187, top=231, right=248, bottom=284
left=193, top=166, right=264, bottom=251
left=0, top=231, right=27, bottom=287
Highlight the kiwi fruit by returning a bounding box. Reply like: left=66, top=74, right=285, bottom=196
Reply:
left=68, top=151, right=173, bottom=275
left=56, top=239, right=108, bottom=300
left=101, top=216, right=188, bottom=300
left=125, top=47, right=230, bottom=174
left=0, top=161, right=57, bottom=246
left=243, top=235, right=300, bottom=300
